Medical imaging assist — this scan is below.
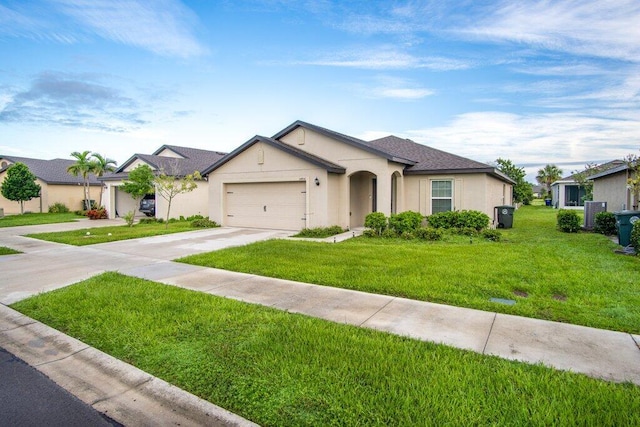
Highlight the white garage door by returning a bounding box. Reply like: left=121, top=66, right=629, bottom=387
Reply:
left=225, top=182, right=307, bottom=230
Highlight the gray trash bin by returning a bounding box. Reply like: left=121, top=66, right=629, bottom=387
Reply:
left=495, top=205, right=515, bottom=229
left=614, top=210, right=640, bottom=246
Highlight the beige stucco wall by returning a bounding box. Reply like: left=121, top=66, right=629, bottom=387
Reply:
left=403, top=173, right=509, bottom=221
left=279, top=127, right=406, bottom=220
left=123, top=159, right=151, bottom=173
left=593, top=171, right=633, bottom=211
left=209, top=141, right=334, bottom=228
left=155, top=181, right=209, bottom=220
left=0, top=172, right=100, bottom=214
left=154, top=148, right=183, bottom=159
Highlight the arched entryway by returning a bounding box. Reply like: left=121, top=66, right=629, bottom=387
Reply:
left=349, top=171, right=377, bottom=228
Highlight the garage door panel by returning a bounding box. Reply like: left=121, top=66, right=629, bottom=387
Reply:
left=225, top=182, right=306, bottom=230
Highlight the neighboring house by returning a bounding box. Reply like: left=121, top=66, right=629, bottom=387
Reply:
left=531, top=184, right=545, bottom=199
left=0, top=155, right=100, bottom=214
left=551, top=174, right=586, bottom=209
left=589, top=161, right=639, bottom=211
left=204, top=120, right=514, bottom=231
left=100, top=145, right=226, bottom=219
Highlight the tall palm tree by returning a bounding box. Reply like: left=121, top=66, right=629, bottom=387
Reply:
left=67, top=150, right=94, bottom=210
left=536, top=164, right=563, bottom=198
left=91, top=153, right=117, bottom=207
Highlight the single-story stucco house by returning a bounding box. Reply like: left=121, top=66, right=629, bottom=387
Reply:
left=589, top=161, right=639, bottom=211
left=0, top=155, right=100, bottom=214
left=100, top=145, right=226, bottom=219
left=203, top=120, right=514, bottom=231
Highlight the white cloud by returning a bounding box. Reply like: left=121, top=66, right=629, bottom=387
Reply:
left=463, top=0, right=640, bottom=63
left=0, top=0, right=206, bottom=58
left=297, top=48, right=471, bottom=71
left=392, top=111, right=640, bottom=174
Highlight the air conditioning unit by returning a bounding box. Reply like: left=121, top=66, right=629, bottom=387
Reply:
left=584, top=201, right=607, bottom=230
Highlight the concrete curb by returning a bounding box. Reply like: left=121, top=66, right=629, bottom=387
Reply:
left=0, top=304, right=259, bottom=427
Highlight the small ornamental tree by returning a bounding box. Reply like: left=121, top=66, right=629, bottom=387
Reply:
left=154, top=169, right=201, bottom=228
left=495, top=158, right=533, bottom=205
left=120, top=164, right=155, bottom=219
left=1, top=162, right=41, bottom=214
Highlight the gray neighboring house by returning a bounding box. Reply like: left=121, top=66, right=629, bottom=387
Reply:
left=100, top=145, right=226, bottom=219
left=589, top=161, right=638, bottom=211
left=551, top=173, right=587, bottom=209
left=0, top=155, right=100, bottom=214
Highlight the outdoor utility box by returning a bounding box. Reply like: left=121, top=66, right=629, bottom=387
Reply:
left=584, top=201, right=607, bottom=230
left=0, top=208, right=3, bottom=218
left=614, top=210, right=640, bottom=246
left=495, top=205, right=515, bottom=229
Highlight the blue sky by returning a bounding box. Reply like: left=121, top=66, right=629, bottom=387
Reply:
left=1, top=1, right=639, bottom=182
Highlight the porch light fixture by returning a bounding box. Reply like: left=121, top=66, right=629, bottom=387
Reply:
left=314, top=177, right=320, bottom=186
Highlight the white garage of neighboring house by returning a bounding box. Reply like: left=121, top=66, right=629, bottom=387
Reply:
left=204, top=120, right=514, bottom=231
left=100, top=145, right=226, bottom=220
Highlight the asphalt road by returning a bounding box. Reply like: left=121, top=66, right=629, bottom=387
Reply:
left=0, top=346, right=122, bottom=426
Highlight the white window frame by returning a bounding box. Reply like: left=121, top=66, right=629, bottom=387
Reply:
left=431, top=179, right=453, bottom=214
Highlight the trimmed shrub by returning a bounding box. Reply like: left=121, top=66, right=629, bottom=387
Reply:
left=362, top=229, right=377, bottom=238
left=456, top=227, right=478, bottom=237
left=389, top=211, right=424, bottom=234
left=400, top=231, right=415, bottom=240
left=87, top=208, right=108, bottom=220
left=593, top=212, right=617, bottom=235
left=457, top=210, right=490, bottom=231
left=191, top=218, right=219, bottom=228
left=364, top=212, right=388, bottom=235
left=381, top=228, right=398, bottom=239
left=482, top=229, right=502, bottom=242
left=557, top=209, right=581, bottom=233
left=427, top=210, right=490, bottom=230
left=48, top=202, right=69, bottom=213
left=427, top=211, right=457, bottom=229
left=415, top=227, right=444, bottom=241
left=631, top=221, right=640, bottom=253
left=293, top=226, right=344, bottom=238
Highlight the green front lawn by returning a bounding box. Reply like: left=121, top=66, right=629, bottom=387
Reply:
left=0, top=212, right=82, bottom=227
left=26, top=220, right=210, bottom=246
left=178, top=206, right=640, bottom=334
left=0, top=246, right=21, bottom=255
left=11, top=273, right=639, bottom=426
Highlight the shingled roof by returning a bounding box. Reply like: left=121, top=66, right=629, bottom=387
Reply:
left=272, top=121, right=512, bottom=183
left=0, top=155, right=101, bottom=185
left=366, top=135, right=508, bottom=178
left=110, top=145, right=227, bottom=179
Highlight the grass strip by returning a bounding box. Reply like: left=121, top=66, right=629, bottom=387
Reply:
left=178, top=206, right=640, bottom=334
left=26, top=220, right=201, bottom=246
left=0, top=246, right=21, bottom=255
left=11, top=272, right=640, bottom=426
left=0, top=212, right=81, bottom=227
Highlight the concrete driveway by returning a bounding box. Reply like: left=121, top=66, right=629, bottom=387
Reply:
left=0, top=219, right=290, bottom=305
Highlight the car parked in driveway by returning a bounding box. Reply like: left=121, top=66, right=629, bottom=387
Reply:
left=139, top=194, right=156, bottom=217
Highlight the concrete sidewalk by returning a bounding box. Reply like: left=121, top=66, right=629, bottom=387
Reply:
left=1, top=220, right=639, bottom=425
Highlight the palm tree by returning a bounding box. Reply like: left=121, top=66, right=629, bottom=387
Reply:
left=91, top=153, right=117, bottom=207
left=67, top=150, right=94, bottom=210
left=536, top=164, right=563, bottom=198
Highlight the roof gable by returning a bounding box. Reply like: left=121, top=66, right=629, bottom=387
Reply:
left=202, top=135, right=346, bottom=175
left=115, top=145, right=227, bottom=177
left=273, top=121, right=416, bottom=166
